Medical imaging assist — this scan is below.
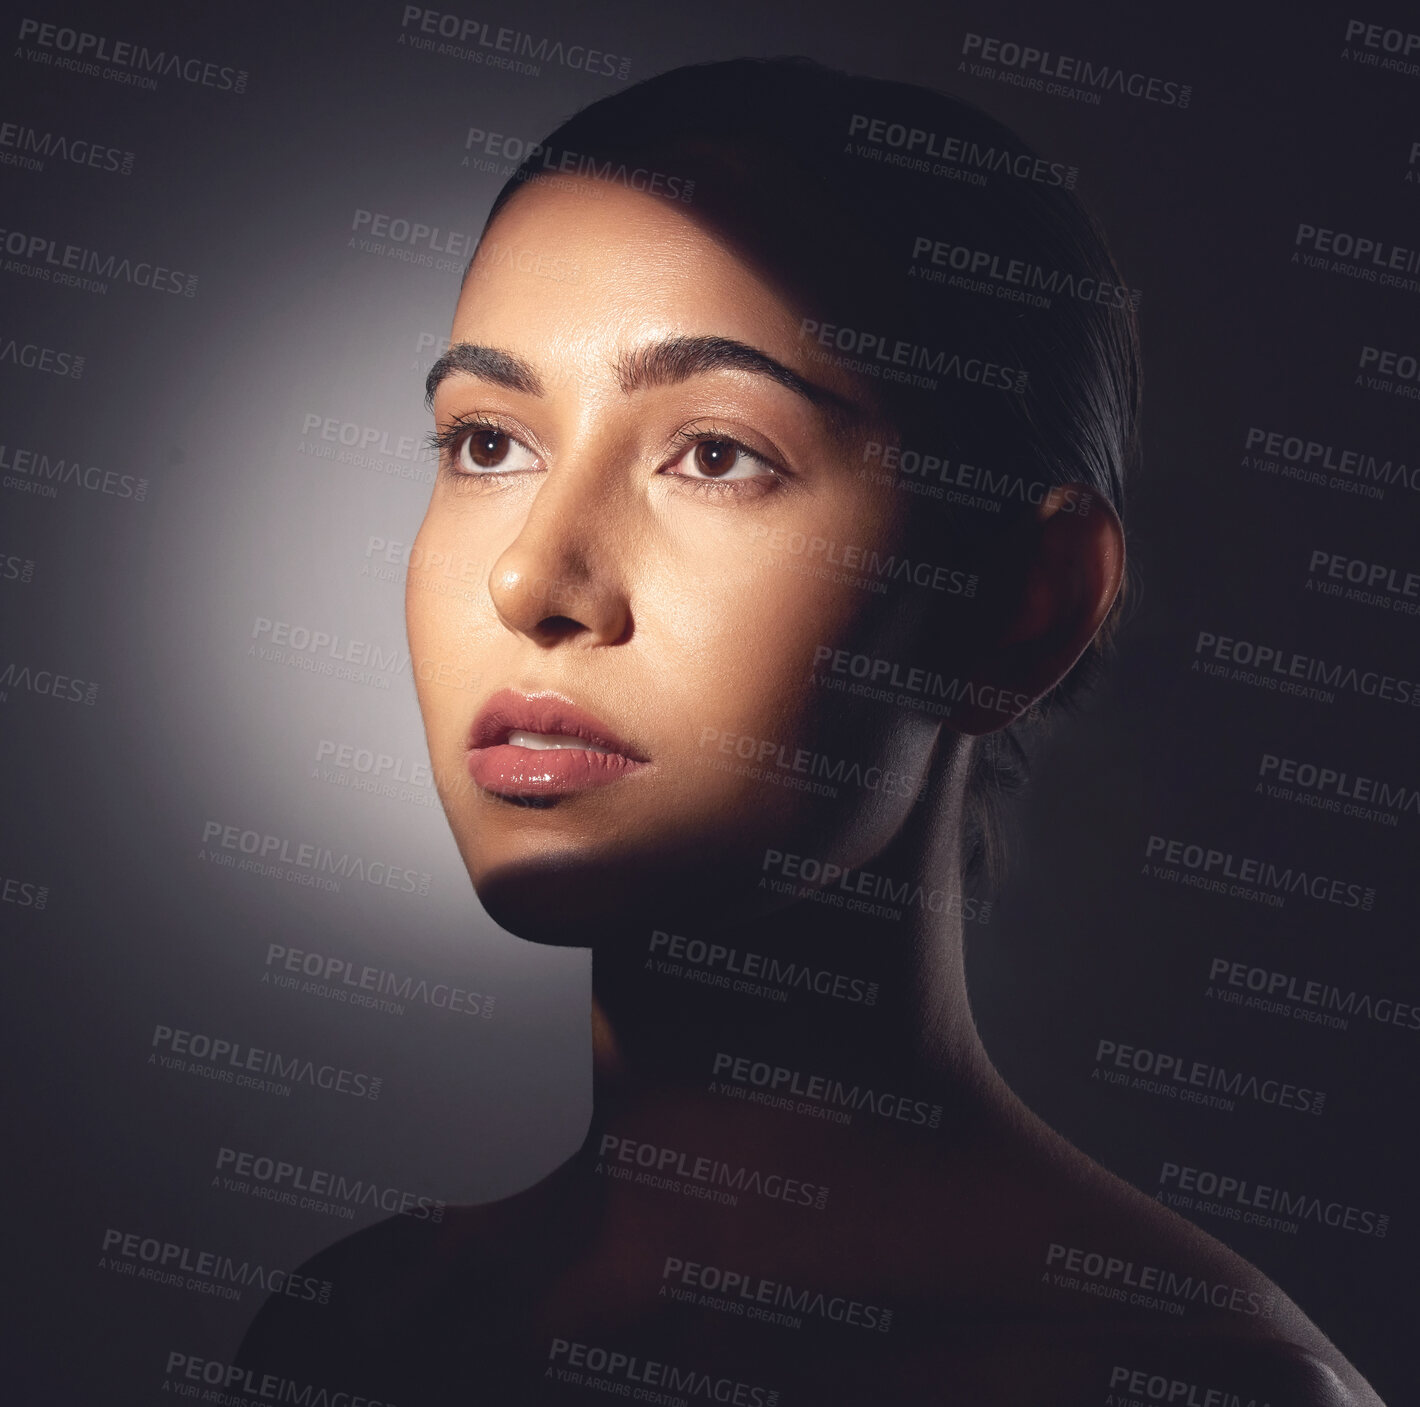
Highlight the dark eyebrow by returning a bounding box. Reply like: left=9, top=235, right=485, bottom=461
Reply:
left=615, top=335, right=865, bottom=425
left=424, top=343, right=543, bottom=407
left=425, top=334, right=870, bottom=430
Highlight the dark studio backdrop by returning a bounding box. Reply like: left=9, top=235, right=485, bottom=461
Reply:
left=2, top=0, right=1417, bottom=1401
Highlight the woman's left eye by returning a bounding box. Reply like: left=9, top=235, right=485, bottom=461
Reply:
left=663, top=437, right=776, bottom=483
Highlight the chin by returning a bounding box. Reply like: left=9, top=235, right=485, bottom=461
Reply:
left=470, top=829, right=791, bottom=948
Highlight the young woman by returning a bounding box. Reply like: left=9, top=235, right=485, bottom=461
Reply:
left=240, top=58, right=1382, bottom=1405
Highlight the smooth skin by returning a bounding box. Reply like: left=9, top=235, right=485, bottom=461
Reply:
left=410, top=175, right=1120, bottom=943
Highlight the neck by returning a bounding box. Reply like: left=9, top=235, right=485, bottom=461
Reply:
left=587, top=742, right=1000, bottom=1121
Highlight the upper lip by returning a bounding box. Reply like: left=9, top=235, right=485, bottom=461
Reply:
left=467, top=688, right=647, bottom=760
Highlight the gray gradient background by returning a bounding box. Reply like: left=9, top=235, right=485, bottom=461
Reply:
left=2, top=0, right=1417, bottom=1401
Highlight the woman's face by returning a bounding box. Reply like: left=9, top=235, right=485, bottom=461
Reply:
left=407, top=176, right=950, bottom=942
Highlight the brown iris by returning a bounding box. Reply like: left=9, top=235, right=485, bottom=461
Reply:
left=693, top=439, right=739, bottom=477
left=465, top=429, right=511, bottom=468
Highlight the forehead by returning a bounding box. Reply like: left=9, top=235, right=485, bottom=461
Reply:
left=450, top=178, right=810, bottom=360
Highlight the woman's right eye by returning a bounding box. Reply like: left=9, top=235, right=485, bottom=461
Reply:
left=453, top=427, right=540, bottom=475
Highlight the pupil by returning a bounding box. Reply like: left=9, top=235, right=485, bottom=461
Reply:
left=467, top=431, right=506, bottom=468
left=695, top=440, right=738, bottom=476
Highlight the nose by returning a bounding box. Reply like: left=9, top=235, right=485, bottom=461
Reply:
left=487, top=459, right=633, bottom=648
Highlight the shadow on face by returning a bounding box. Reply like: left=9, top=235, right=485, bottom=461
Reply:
left=406, top=178, right=962, bottom=945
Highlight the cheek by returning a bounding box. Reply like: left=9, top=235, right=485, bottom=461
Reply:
left=647, top=534, right=882, bottom=733
left=639, top=555, right=831, bottom=738
left=639, top=545, right=932, bottom=849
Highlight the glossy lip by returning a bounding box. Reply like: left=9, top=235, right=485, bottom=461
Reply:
left=466, top=688, right=649, bottom=800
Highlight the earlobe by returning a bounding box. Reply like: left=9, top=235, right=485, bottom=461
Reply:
left=941, top=484, right=1124, bottom=737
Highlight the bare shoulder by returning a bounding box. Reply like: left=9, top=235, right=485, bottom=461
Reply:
left=998, top=1113, right=1387, bottom=1406
left=1067, top=1326, right=1384, bottom=1406
left=233, top=1156, right=595, bottom=1395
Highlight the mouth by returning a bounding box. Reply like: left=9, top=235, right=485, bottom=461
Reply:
left=465, top=688, right=650, bottom=801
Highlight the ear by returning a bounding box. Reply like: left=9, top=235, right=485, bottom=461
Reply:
left=940, top=484, right=1124, bottom=736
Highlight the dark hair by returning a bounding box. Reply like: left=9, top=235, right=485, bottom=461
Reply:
left=481, top=57, right=1142, bottom=883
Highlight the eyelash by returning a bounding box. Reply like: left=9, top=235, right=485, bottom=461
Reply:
left=662, top=425, right=785, bottom=493
left=427, top=415, right=789, bottom=494
left=426, top=412, right=517, bottom=462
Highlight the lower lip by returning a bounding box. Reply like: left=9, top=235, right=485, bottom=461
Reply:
left=466, top=744, right=646, bottom=799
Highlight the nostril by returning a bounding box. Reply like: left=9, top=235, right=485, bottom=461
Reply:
left=536, top=614, right=584, bottom=639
